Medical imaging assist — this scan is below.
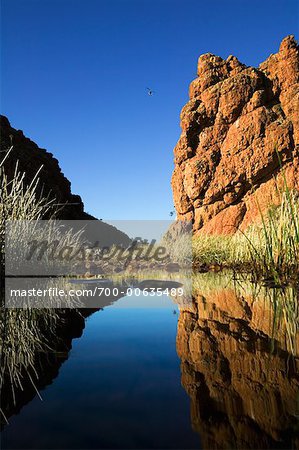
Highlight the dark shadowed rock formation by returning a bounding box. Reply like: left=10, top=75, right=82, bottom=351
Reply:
left=0, top=115, right=93, bottom=220
left=0, top=115, right=131, bottom=246
left=172, top=35, right=299, bottom=234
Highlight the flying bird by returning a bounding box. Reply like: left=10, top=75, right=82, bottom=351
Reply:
left=146, top=87, right=155, bottom=96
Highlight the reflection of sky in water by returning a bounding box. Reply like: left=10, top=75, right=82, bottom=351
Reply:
left=111, top=293, right=178, bottom=308
left=2, top=293, right=199, bottom=450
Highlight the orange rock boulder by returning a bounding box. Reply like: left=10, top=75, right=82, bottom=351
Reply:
left=171, top=36, right=299, bottom=234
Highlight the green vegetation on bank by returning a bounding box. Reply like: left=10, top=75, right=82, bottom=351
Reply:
left=193, top=188, right=299, bottom=286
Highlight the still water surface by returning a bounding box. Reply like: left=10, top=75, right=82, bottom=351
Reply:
left=2, top=294, right=200, bottom=449
left=1, top=275, right=298, bottom=450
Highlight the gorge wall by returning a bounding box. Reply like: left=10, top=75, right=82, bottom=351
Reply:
left=0, top=115, right=131, bottom=246
left=172, top=35, right=299, bottom=234
left=0, top=115, right=93, bottom=220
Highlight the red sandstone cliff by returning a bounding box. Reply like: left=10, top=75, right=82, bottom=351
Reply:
left=172, top=36, right=299, bottom=234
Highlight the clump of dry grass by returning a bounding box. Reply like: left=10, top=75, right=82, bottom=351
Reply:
left=0, top=147, right=86, bottom=278
left=0, top=147, right=54, bottom=224
left=193, top=189, right=299, bottom=286
left=0, top=147, right=55, bottom=274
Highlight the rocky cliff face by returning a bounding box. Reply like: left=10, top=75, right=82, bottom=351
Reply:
left=172, top=36, right=299, bottom=234
left=0, top=116, right=131, bottom=247
left=176, top=283, right=299, bottom=449
left=0, top=115, right=93, bottom=220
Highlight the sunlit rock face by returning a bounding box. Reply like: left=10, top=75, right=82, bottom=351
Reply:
left=176, top=283, right=299, bottom=449
left=172, top=35, right=299, bottom=234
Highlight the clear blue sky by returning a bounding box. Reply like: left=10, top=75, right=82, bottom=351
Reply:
left=1, top=0, right=298, bottom=220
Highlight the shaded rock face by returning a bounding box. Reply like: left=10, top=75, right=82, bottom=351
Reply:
left=0, top=115, right=93, bottom=220
left=172, top=36, right=299, bottom=234
left=176, top=287, right=299, bottom=449
left=0, top=115, right=131, bottom=247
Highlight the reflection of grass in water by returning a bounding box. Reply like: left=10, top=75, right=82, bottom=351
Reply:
left=109, top=270, right=191, bottom=283
left=0, top=278, right=82, bottom=425
left=270, top=286, right=298, bottom=356
left=1, top=272, right=298, bottom=426
left=108, top=271, right=299, bottom=353
left=106, top=271, right=299, bottom=357
left=192, top=272, right=299, bottom=357
left=0, top=307, right=58, bottom=425
left=192, top=271, right=237, bottom=294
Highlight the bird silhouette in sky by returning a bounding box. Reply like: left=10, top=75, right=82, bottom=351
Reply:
left=146, top=87, right=155, bottom=96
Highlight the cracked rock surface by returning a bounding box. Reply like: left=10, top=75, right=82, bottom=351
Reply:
left=172, top=35, right=299, bottom=234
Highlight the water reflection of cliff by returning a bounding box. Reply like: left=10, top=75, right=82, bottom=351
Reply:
left=2, top=275, right=298, bottom=449
left=176, top=276, right=299, bottom=450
